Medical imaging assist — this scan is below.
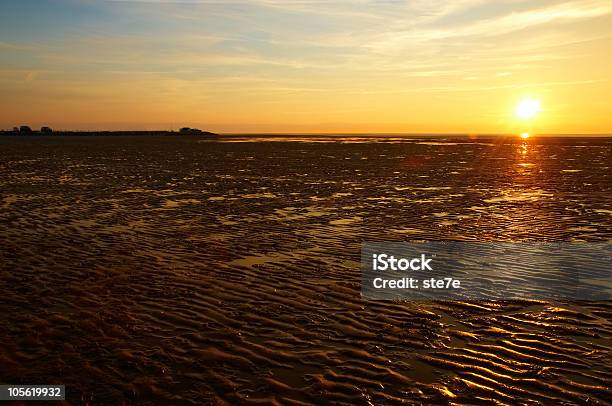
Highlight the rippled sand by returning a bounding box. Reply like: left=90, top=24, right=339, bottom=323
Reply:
left=0, top=135, right=610, bottom=405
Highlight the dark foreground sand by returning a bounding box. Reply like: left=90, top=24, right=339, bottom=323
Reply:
left=0, top=135, right=610, bottom=405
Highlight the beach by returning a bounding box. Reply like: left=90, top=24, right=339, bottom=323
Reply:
left=0, top=135, right=610, bottom=404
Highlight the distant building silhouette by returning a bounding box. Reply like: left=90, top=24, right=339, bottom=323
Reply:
left=40, top=126, right=53, bottom=134
left=179, top=127, right=203, bottom=134
left=19, top=125, right=32, bottom=133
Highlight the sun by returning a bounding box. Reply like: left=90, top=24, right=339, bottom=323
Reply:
left=516, top=98, right=541, bottom=119
left=520, top=132, right=530, bottom=139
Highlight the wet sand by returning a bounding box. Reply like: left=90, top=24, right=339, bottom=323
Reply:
left=0, top=135, right=610, bottom=405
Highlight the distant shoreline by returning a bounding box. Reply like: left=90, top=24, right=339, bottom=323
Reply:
left=0, top=130, right=219, bottom=137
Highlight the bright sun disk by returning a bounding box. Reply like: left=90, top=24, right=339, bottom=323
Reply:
left=516, top=98, right=541, bottom=119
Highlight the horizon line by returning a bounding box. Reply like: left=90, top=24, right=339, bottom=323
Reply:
left=2, top=129, right=612, bottom=137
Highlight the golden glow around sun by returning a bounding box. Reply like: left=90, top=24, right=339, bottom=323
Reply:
left=516, top=98, right=541, bottom=119
left=520, top=132, right=530, bottom=139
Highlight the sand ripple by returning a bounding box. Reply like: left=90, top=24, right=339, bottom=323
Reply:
left=0, top=135, right=610, bottom=404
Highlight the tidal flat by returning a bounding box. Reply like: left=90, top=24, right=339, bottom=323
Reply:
left=0, top=135, right=610, bottom=404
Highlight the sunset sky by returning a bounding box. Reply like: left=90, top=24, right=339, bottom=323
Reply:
left=1, top=0, right=611, bottom=134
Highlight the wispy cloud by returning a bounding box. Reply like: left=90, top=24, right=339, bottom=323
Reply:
left=0, top=41, right=38, bottom=51
left=2, top=0, right=612, bottom=131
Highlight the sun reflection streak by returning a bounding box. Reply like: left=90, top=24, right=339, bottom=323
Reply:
left=515, top=138, right=534, bottom=176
